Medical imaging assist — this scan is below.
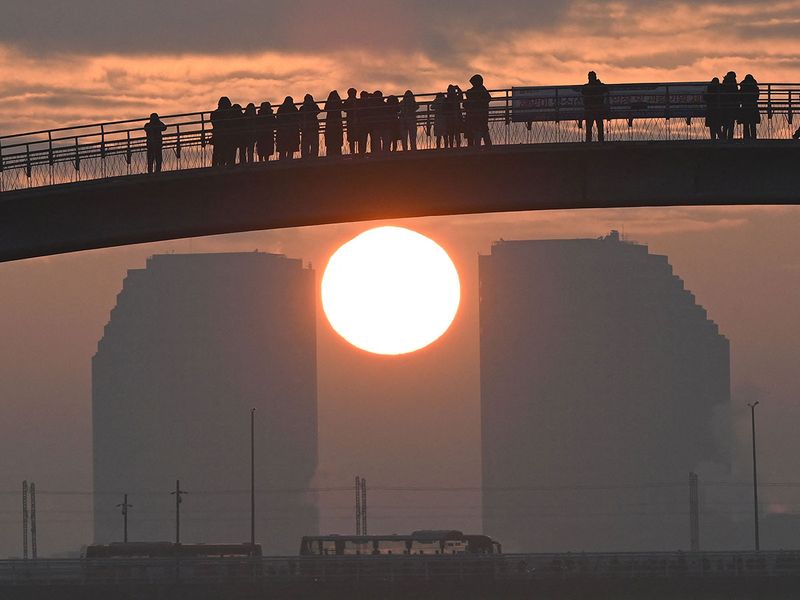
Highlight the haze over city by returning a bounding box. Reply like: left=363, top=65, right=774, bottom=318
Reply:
left=1, top=3, right=800, bottom=599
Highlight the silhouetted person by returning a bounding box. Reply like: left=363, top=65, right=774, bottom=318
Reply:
left=465, top=74, right=493, bottom=147
left=241, top=103, right=257, bottom=163
left=369, top=91, right=384, bottom=153
left=211, top=96, right=232, bottom=167
left=431, top=92, right=447, bottom=149
left=276, top=96, right=300, bottom=160
left=581, top=71, right=609, bottom=142
left=324, top=90, right=344, bottom=157
left=144, top=112, right=167, bottom=173
left=256, top=101, right=275, bottom=162
left=230, top=103, right=246, bottom=164
left=299, top=94, right=321, bottom=158
left=703, top=77, right=722, bottom=140
left=381, top=95, right=400, bottom=151
left=720, top=71, right=739, bottom=140
left=358, top=91, right=371, bottom=154
left=343, top=88, right=360, bottom=154
left=739, top=74, right=760, bottom=140
left=400, top=90, right=419, bottom=151
left=445, top=85, right=464, bottom=148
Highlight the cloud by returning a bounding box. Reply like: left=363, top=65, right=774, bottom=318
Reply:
left=0, top=0, right=567, bottom=56
left=2, top=1, right=800, bottom=133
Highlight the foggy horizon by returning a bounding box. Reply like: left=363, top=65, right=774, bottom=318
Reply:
left=1, top=205, right=799, bottom=557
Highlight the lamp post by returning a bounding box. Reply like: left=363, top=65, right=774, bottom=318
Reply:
left=116, top=494, right=132, bottom=543
left=250, top=407, right=256, bottom=547
left=747, top=401, right=760, bottom=551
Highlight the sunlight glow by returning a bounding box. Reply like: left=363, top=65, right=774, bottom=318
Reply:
left=321, top=226, right=461, bottom=355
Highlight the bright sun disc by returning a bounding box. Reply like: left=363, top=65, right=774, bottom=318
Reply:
left=321, top=226, right=461, bottom=355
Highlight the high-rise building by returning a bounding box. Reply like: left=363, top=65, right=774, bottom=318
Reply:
left=480, top=232, right=730, bottom=552
left=93, top=252, right=317, bottom=554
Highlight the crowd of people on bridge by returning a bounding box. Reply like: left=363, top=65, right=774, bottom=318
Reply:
left=703, top=72, right=761, bottom=141
left=201, top=74, right=493, bottom=166
left=140, top=70, right=789, bottom=172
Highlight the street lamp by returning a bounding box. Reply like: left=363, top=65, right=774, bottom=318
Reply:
left=250, top=407, right=256, bottom=547
left=747, top=401, right=760, bottom=551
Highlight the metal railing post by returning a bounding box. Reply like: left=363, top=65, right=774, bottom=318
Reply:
left=175, top=125, right=182, bottom=162
left=25, top=144, right=32, bottom=180
left=505, top=90, right=510, bottom=145
left=767, top=84, right=773, bottom=120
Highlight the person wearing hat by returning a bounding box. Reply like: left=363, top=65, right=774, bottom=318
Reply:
left=143, top=112, right=167, bottom=173
left=465, top=74, right=493, bottom=147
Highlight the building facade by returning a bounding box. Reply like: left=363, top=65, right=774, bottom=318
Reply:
left=93, top=253, right=318, bottom=554
left=480, top=233, right=730, bottom=552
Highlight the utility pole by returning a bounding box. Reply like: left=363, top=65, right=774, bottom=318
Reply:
left=22, top=481, right=28, bottom=560
left=30, top=483, right=37, bottom=559
left=170, top=480, right=188, bottom=544
left=250, top=408, right=256, bottom=547
left=689, top=472, right=700, bottom=552
left=360, top=478, right=367, bottom=535
left=748, top=401, right=760, bottom=551
left=117, top=494, right=133, bottom=543
left=354, top=476, right=362, bottom=535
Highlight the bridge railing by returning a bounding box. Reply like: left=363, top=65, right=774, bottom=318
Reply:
left=1, top=82, right=799, bottom=193
left=2, top=550, right=800, bottom=586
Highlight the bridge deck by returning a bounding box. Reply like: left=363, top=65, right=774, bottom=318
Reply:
left=0, top=140, right=798, bottom=262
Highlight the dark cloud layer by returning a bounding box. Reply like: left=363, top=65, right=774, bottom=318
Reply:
left=3, top=0, right=568, bottom=56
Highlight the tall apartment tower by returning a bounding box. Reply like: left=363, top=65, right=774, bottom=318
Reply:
left=93, top=253, right=318, bottom=554
left=480, top=232, right=730, bottom=552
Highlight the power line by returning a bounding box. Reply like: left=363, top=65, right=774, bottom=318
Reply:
left=8, top=480, right=800, bottom=496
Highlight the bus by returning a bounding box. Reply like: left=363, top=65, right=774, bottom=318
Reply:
left=82, top=542, right=262, bottom=558
left=299, top=530, right=501, bottom=556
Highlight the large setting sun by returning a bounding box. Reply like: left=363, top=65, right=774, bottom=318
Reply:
left=321, top=226, right=461, bottom=355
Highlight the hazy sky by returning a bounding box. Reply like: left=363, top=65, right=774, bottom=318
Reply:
left=1, top=0, right=800, bottom=557
left=2, top=206, right=800, bottom=556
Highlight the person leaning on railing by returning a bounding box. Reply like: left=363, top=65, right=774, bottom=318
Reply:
left=431, top=92, right=447, bottom=149
left=703, top=77, right=723, bottom=140
left=399, top=90, right=419, bottom=151
left=324, top=90, right=344, bottom=157
left=383, top=95, right=402, bottom=152
left=241, top=103, right=258, bottom=164
left=343, top=88, right=360, bottom=154
left=255, top=101, right=275, bottom=162
left=299, top=94, right=321, bottom=158
left=143, top=113, right=167, bottom=174
left=276, top=96, right=300, bottom=160
left=720, top=71, right=739, bottom=140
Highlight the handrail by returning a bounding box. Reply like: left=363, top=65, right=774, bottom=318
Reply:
left=2, top=81, right=797, bottom=142
left=1, top=81, right=798, bottom=193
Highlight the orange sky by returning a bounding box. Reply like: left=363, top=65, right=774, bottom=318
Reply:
left=2, top=1, right=800, bottom=132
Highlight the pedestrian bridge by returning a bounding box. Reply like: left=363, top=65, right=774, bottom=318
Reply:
left=1, top=82, right=799, bottom=262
